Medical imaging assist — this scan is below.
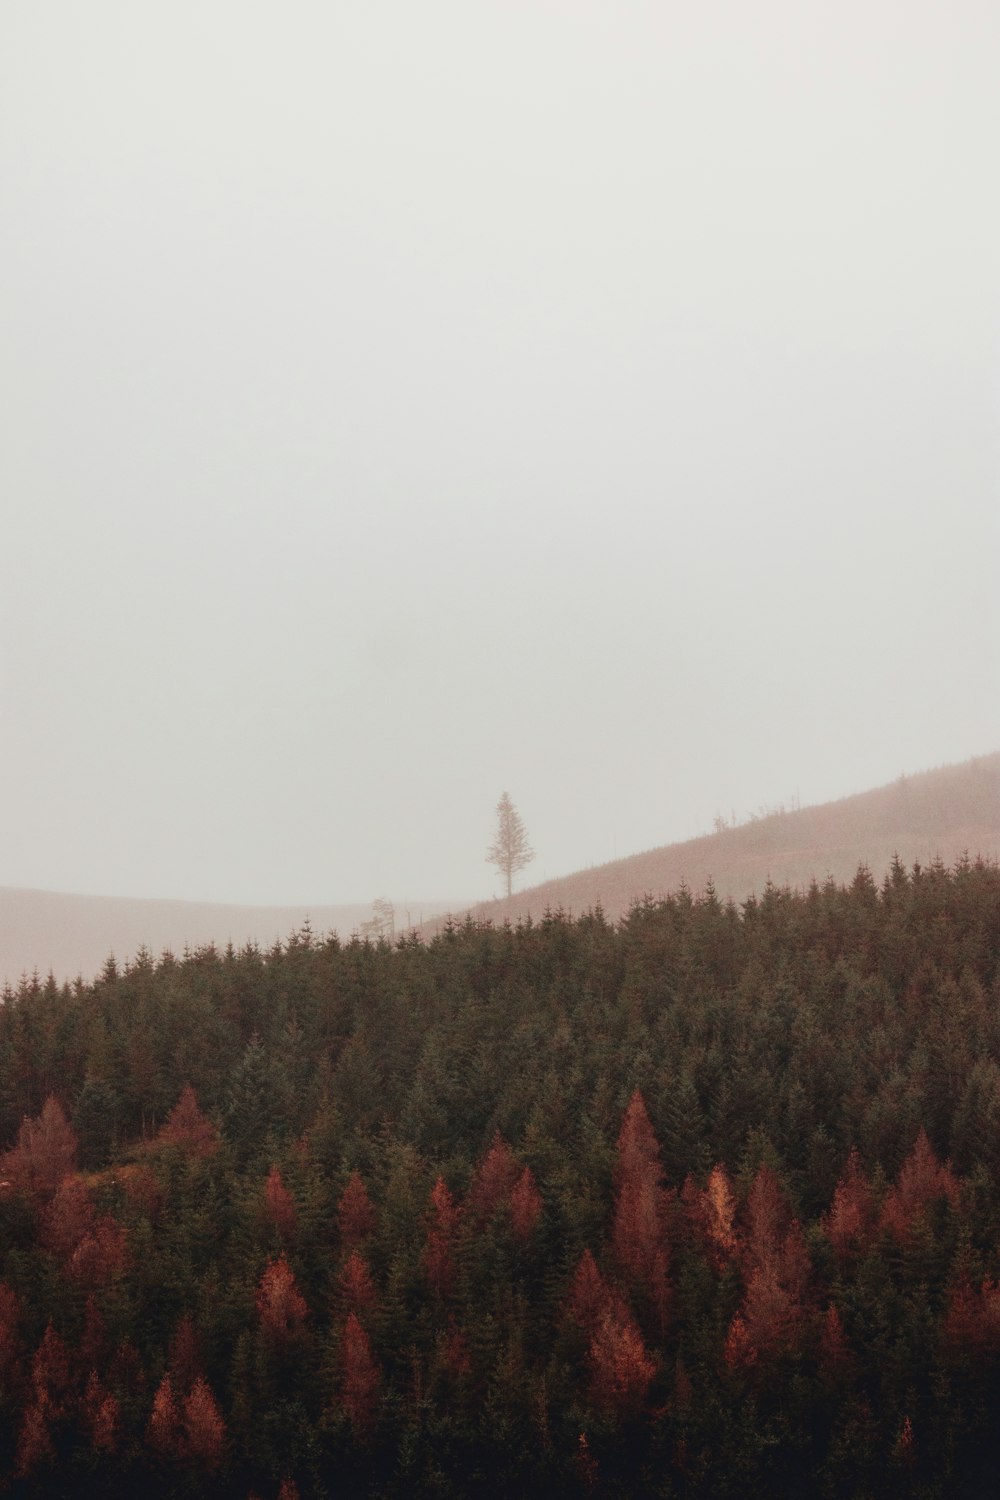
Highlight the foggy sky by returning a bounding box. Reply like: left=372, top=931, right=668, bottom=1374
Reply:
left=2, top=1, right=998, bottom=907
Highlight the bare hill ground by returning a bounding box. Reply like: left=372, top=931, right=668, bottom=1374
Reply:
left=0, top=893, right=458, bottom=988
left=424, top=752, right=1000, bottom=934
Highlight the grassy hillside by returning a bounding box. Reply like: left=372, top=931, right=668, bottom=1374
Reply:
left=431, top=752, right=1000, bottom=932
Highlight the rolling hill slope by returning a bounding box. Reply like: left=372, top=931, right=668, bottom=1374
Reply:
left=426, top=752, right=1000, bottom=933
left=0, top=892, right=457, bottom=989
left=5, top=754, right=997, bottom=986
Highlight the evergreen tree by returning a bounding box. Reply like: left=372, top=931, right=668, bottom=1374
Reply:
left=486, top=793, right=534, bottom=899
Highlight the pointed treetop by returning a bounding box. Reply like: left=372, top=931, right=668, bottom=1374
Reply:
left=487, top=793, right=534, bottom=900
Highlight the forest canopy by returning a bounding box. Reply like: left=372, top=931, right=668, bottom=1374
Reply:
left=0, top=855, right=999, bottom=1497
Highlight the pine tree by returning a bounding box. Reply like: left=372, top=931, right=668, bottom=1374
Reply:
left=487, top=793, right=534, bottom=899
left=1, top=1096, right=77, bottom=1198
left=611, top=1092, right=670, bottom=1329
left=156, top=1086, right=218, bottom=1157
left=510, top=1166, right=543, bottom=1243
left=468, top=1133, right=520, bottom=1222
left=587, top=1302, right=657, bottom=1418
left=147, top=1374, right=181, bottom=1455
left=339, top=1313, right=380, bottom=1436
left=337, top=1171, right=377, bottom=1250
left=183, top=1376, right=226, bottom=1468
left=263, top=1165, right=298, bottom=1242
left=423, top=1177, right=461, bottom=1300
left=338, top=1251, right=379, bottom=1316
left=256, top=1254, right=308, bottom=1343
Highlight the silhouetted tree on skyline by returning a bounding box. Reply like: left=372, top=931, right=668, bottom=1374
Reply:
left=486, top=792, right=534, bottom=899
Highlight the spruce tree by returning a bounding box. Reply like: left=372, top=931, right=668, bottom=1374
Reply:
left=486, top=793, right=534, bottom=899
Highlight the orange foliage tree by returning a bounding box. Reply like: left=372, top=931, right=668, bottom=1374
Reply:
left=510, top=1166, right=543, bottom=1243
left=423, top=1176, right=461, bottom=1300
left=339, top=1312, right=381, bottom=1436
left=467, top=1133, right=521, bottom=1222
left=82, top=1369, right=120, bottom=1454
left=611, top=1092, right=670, bottom=1331
left=337, top=1171, right=377, bottom=1251
left=565, top=1250, right=613, bottom=1340
left=823, top=1148, right=876, bottom=1261
left=16, top=1399, right=53, bottom=1478
left=587, top=1300, right=657, bottom=1418
left=700, top=1164, right=738, bottom=1264
left=263, top=1165, right=298, bottom=1242
left=1, top=1097, right=78, bottom=1199
left=880, top=1130, right=959, bottom=1239
left=147, top=1374, right=181, bottom=1455
left=182, top=1376, right=226, bottom=1469
left=155, top=1086, right=219, bottom=1157
left=256, top=1253, right=308, bottom=1344
left=338, top=1251, right=379, bottom=1317
left=725, top=1166, right=812, bottom=1366
left=40, top=1175, right=95, bottom=1258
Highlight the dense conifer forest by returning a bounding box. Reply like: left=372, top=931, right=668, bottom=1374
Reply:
left=1, top=855, right=999, bottom=1497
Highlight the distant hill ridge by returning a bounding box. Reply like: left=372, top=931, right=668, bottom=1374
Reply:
left=0, top=893, right=457, bottom=989
left=4, top=754, right=997, bottom=985
left=424, top=752, right=1000, bottom=934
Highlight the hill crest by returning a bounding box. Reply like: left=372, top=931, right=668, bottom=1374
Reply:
left=425, top=752, right=1000, bottom=934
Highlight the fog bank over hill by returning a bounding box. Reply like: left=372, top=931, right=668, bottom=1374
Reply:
left=425, top=753, right=1000, bottom=933
left=3, top=3, right=998, bottom=912
left=0, top=893, right=458, bottom=989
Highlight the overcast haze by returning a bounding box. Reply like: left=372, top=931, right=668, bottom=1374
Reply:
left=2, top=1, right=998, bottom=907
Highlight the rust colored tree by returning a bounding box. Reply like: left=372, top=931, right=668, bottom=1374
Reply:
left=337, top=1171, right=377, bottom=1251
left=339, top=1312, right=381, bottom=1437
left=83, top=1369, right=120, bottom=1454
left=155, top=1086, right=219, bottom=1156
left=611, top=1092, right=670, bottom=1332
left=40, top=1175, right=95, bottom=1258
left=818, top=1303, right=853, bottom=1380
left=565, top=1250, right=613, bottom=1340
left=823, top=1148, right=876, bottom=1262
left=338, top=1251, right=379, bottom=1317
left=16, top=1400, right=53, bottom=1478
left=182, top=1376, right=226, bottom=1469
left=147, top=1374, right=181, bottom=1455
left=31, top=1323, right=73, bottom=1416
left=726, top=1167, right=812, bottom=1365
left=256, top=1254, right=308, bottom=1344
left=510, top=1165, right=543, bottom=1243
left=263, top=1165, right=298, bottom=1242
left=467, top=1133, right=520, bottom=1222
left=423, top=1176, right=461, bottom=1300
left=700, top=1164, right=738, bottom=1265
left=1, top=1097, right=78, bottom=1199
left=941, top=1277, right=1000, bottom=1360
left=880, top=1130, right=959, bottom=1239
left=587, top=1302, right=657, bottom=1419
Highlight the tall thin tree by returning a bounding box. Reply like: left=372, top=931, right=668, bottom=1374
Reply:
left=486, top=792, right=534, bottom=899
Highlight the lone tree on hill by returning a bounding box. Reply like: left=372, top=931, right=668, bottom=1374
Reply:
left=487, top=792, right=534, bottom=899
